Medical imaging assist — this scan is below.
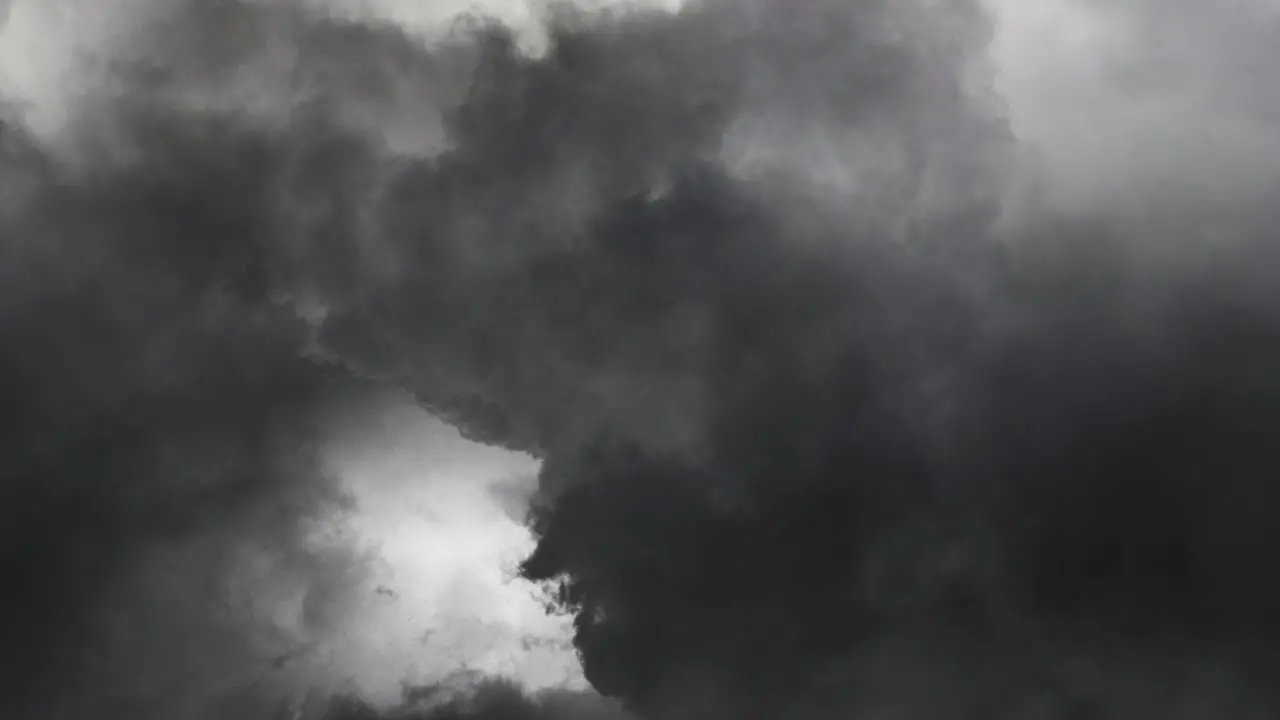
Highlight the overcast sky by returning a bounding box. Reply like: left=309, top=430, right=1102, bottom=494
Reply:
left=4, top=0, right=1279, bottom=713
left=0, top=0, right=1247, bottom=697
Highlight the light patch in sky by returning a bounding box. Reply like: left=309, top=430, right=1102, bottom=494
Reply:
left=313, top=397, right=581, bottom=705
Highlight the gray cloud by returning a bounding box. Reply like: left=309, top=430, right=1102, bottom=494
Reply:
left=5, top=0, right=1280, bottom=718
left=994, top=0, right=1280, bottom=223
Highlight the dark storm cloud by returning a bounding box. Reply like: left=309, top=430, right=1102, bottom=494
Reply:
left=7, top=0, right=1280, bottom=718
left=301, top=3, right=1000, bottom=713
left=0, top=40, right=382, bottom=718
left=318, top=1, right=1280, bottom=716
left=320, top=0, right=1007, bottom=455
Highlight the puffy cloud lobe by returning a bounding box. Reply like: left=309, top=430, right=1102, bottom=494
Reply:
left=321, top=0, right=1006, bottom=452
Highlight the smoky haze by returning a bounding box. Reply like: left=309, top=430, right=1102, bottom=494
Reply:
left=2, top=0, right=1280, bottom=718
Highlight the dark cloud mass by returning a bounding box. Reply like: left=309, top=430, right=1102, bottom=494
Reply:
left=4, top=0, right=1280, bottom=717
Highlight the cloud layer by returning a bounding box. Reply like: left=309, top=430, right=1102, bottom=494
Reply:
left=4, top=0, right=1280, bottom=718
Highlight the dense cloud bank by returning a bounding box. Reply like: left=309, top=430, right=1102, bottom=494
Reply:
left=3, top=0, right=1280, bottom=717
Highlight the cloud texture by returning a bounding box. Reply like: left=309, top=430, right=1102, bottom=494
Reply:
left=4, top=0, right=1280, bottom=717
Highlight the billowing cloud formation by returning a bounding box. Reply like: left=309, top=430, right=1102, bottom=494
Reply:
left=4, top=0, right=1280, bottom=718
